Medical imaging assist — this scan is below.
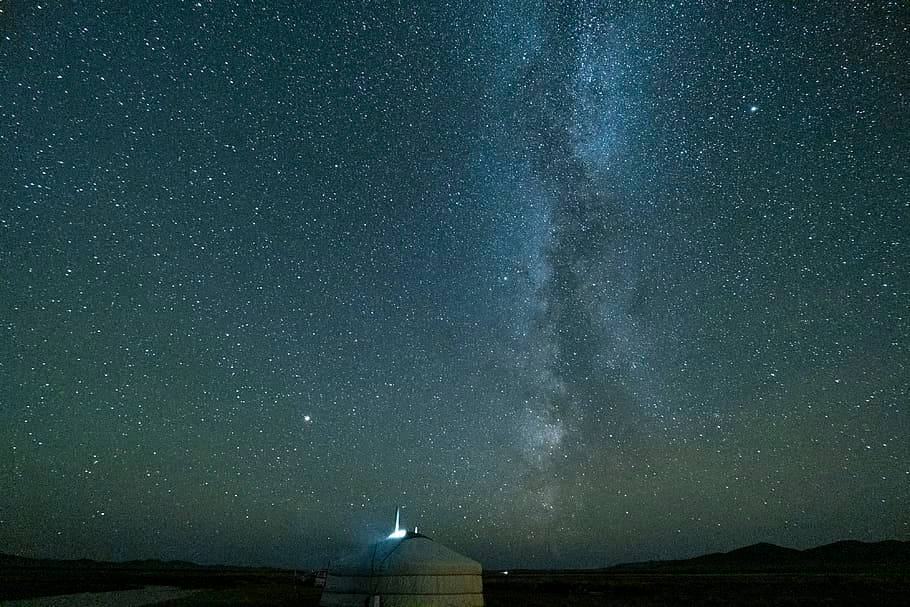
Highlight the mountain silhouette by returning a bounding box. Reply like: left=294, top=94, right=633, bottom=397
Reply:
left=609, top=540, right=909, bottom=573
left=0, top=552, right=263, bottom=571
left=3, top=539, right=908, bottom=573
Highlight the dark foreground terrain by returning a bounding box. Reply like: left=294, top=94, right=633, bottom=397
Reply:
left=482, top=570, right=910, bottom=607
left=2, top=568, right=908, bottom=606
left=3, top=540, right=908, bottom=606
left=0, top=564, right=301, bottom=604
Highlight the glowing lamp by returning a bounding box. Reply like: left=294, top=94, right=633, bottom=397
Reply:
left=387, top=506, right=406, bottom=539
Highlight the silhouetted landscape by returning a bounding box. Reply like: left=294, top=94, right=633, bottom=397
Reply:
left=606, top=539, right=910, bottom=573
left=3, top=540, right=908, bottom=606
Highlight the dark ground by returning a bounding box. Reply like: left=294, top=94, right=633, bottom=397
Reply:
left=3, top=567, right=909, bottom=606
left=0, top=566, right=290, bottom=602
left=481, top=571, right=910, bottom=606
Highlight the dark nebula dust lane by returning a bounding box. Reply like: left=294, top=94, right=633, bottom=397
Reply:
left=0, top=1, right=907, bottom=569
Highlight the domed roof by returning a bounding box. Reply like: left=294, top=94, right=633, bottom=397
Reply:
left=331, top=533, right=482, bottom=576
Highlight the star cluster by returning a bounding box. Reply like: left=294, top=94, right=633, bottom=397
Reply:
left=1, top=1, right=907, bottom=568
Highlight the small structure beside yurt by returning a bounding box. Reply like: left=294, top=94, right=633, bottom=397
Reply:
left=319, top=509, right=484, bottom=607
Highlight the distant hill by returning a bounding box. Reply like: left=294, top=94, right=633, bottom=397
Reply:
left=803, top=539, right=910, bottom=564
left=4, top=539, right=908, bottom=574
left=609, top=539, right=910, bottom=573
left=0, top=552, right=282, bottom=572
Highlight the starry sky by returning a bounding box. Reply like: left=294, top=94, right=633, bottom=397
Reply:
left=1, top=1, right=907, bottom=570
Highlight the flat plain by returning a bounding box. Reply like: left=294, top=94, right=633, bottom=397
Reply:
left=4, top=567, right=908, bottom=606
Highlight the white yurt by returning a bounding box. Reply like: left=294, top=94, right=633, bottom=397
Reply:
left=320, top=512, right=483, bottom=607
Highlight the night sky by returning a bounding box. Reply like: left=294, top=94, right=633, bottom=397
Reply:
left=1, top=1, right=907, bottom=569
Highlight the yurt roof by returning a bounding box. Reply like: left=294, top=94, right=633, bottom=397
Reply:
left=331, top=532, right=482, bottom=577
